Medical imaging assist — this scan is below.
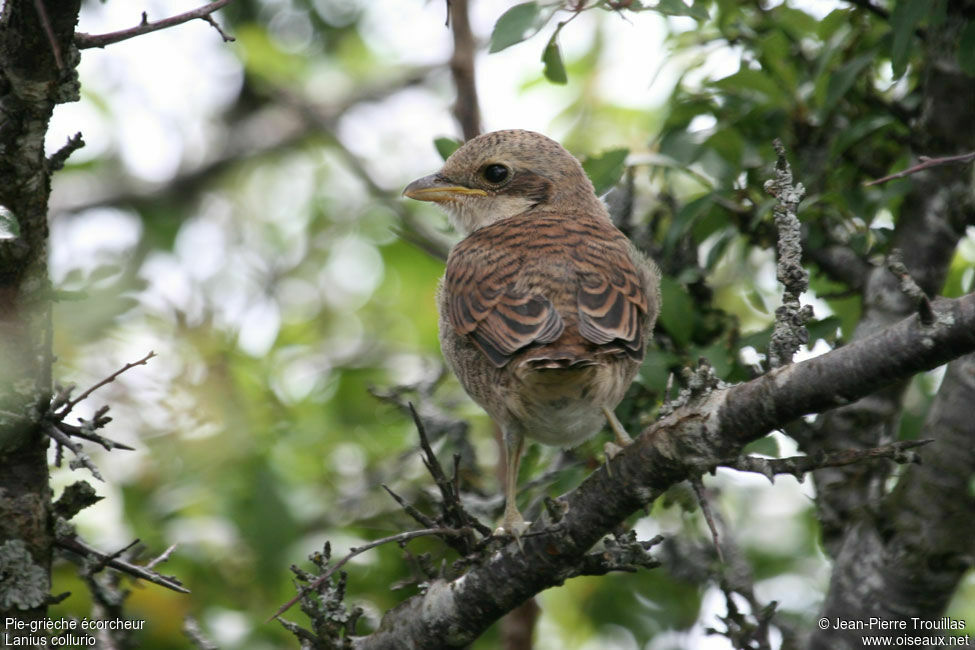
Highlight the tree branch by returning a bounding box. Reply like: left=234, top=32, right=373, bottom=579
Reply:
left=447, top=0, right=482, bottom=140
left=765, top=140, right=810, bottom=369
left=812, top=352, right=975, bottom=649
left=348, top=291, right=975, bottom=648
left=864, top=150, right=975, bottom=187
left=74, top=0, right=235, bottom=49
left=55, top=536, right=189, bottom=594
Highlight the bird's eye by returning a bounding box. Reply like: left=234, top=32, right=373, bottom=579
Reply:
left=482, top=164, right=509, bottom=184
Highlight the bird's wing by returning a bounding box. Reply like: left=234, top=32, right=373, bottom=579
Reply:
left=572, top=221, right=650, bottom=360
left=444, top=214, right=649, bottom=367
left=444, top=226, right=564, bottom=368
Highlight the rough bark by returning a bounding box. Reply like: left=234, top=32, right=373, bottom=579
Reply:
left=805, top=3, right=975, bottom=646
left=0, top=0, right=82, bottom=623
left=812, top=354, right=975, bottom=650
left=350, top=292, right=975, bottom=648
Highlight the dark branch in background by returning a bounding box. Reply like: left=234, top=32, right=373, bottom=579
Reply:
left=32, top=0, right=64, bottom=69
left=765, top=140, right=811, bottom=369
left=447, top=0, right=482, bottom=140
left=273, top=84, right=455, bottom=261
left=842, top=0, right=890, bottom=21
left=74, top=0, right=235, bottom=49
left=51, top=69, right=453, bottom=262
left=865, top=150, right=975, bottom=186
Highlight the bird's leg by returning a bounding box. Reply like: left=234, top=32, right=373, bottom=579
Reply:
left=498, top=429, right=529, bottom=536
left=602, top=406, right=633, bottom=462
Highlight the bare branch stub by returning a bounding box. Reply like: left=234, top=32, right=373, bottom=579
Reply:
left=886, top=249, right=935, bottom=325
left=764, top=139, right=810, bottom=369
left=74, top=0, right=236, bottom=49
left=46, top=132, right=85, bottom=172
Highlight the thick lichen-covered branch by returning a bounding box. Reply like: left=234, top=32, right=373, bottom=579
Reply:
left=764, top=140, right=810, bottom=369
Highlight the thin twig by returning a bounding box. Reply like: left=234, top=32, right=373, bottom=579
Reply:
left=55, top=351, right=155, bottom=419
left=56, top=536, right=190, bottom=593
left=145, top=544, right=178, bottom=570
left=75, top=0, right=235, bottom=49
left=87, top=539, right=140, bottom=574
left=886, top=249, right=935, bottom=325
left=690, top=477, right=724, bottom=564
left=720, top=439, right=934, bottom=483
left=268, top=527, right=466, bottom=622
left=200, top=13, right=235, bottom=42
left=382, top=483, right=437, bottom=529
left=49, top=420, right=135, bottom=451
left=864, top=150, right=975, bottom=186
left=46, top=423, right=103, bottom=480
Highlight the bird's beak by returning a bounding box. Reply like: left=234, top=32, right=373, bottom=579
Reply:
left=403, top=174, right=487, bottom=203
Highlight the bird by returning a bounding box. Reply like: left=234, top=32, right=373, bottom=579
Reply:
left=403, top=129, right=661, bottom=534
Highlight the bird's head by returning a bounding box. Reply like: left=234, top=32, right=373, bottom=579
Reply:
left=403, top=129, right=605, bottom=235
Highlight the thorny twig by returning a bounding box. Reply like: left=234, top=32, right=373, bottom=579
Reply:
left=75, top=0, right=235, bottom=49
left=56, top=536, right=189, bottom=593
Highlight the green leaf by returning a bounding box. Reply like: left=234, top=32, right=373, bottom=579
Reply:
left=822, top=53, right=874, bottom=114
left=433, top=137, right=462, bottom=161
left=582, top=148, right=629, bottom=196
left=958, top=21, right=975, bottom=77
left=889, top=0, right=928, bottom=78
left=711, top=68, right=790, bottom=108
left=0, top=205, right=19, bottom=240
left=653, top=0, right=707, bottom=20
left=657, top=276, right=696, bottom=347
left=829, top=115, right=895, bottom=158
left=806, top=316, right=842, bottom=347
left=743, top=435, right=779, bottom=458
left=489, top=2, right=542, bottom=53
left=541, top=33, right=568, bottom=84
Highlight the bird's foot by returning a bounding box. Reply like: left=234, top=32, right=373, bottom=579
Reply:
left=495, top=507, right=530, bottom=549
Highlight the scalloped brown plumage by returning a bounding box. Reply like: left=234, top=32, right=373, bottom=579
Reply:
left=404, top=129, right=661, bottom=533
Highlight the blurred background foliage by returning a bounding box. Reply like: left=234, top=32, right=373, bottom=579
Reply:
left=43, top=0, right=975, bottom=648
